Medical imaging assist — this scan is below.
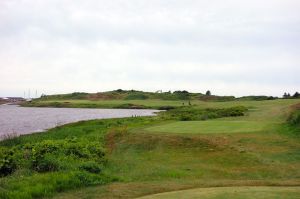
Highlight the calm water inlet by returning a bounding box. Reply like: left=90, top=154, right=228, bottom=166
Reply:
left=0, top=105, right=159, bottom=138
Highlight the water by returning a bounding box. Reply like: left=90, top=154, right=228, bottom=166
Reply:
left=0, top=105, right=159, bottom=138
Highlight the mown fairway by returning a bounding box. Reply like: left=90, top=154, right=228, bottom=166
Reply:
left=1, top=99, right=300, bottom=199
left=138, top=186, right=300, bottom=199
left=144, top=121, right=271, bottom=134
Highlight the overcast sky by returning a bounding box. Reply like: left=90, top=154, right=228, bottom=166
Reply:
left=0, top=0, right=299, bottom=97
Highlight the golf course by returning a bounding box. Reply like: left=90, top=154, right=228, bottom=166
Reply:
left=1, top=92, right=300, bottom=198
left=1, top=0, right=299, bottom=198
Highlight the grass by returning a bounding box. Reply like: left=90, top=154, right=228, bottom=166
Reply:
left=1, top=99, right=300, bottom=198
left=137, top=186, right=300, bottom=199
left=144, top=121, right=271, bottom=134
left=23, top=99, right=190, bottom=109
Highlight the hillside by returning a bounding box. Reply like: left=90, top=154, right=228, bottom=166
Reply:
left=22, top=90, right=291, bottom=110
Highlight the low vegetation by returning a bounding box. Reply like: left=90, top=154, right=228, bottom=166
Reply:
left=158, top=106, right=247, bottom=121
left=1, top=98, right=300, bottom=198
left=288, top=103, right=300, bottom=127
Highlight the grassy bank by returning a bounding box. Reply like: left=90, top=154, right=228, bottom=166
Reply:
left=1, top=99, right=300, bottom=198
left=23, top=99, right=188, bottom=109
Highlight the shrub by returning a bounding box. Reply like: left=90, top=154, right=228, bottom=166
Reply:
left=0, top=147, right=17, bottom=176
left=15, top=138, right=107, bottom=173
left=173, top=90, right=190, bottom=100
left=159, top=106, right=248, bottom=121
left=79, top=162, right=102, bottom=174
left=158, top=106, right=176, bottom=110
left=288, top=110, right=300, bottom=126
left=179, top=114, right=194, bottom=121
left=216, top=106, right=247, bottom=117
left=32, top=154, right=60, bottom=172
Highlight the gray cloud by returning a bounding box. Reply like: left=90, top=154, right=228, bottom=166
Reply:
left=0, top=0, right=299, bottom=97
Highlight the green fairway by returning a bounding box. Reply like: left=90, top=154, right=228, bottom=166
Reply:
left=145, top=120, right=271, bottom=134
left=138, top=186, right=300, bottom=199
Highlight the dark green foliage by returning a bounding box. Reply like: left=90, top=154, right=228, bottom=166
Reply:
left=79, top=162, right=102, bottom=174
left=199, top=95, right=235, bottom=102
left=283, top=92, right=291, bottom=98
left=159, top=106, right=248, bottom=121
left=115, top=103, right=147, bottom=109
left=288, top=110, right=300, bottom=126
left=32, top=154, right=60, bottom=172
left=158, top=106, right=176, bottom=110
left=0, top=138, right=108, bottom=198
left=239, top=96, right=277, bottom=101
left=0, top=138, right=107, bottom=174
left=115, top=89, right=125, bottom=93
left=173, top=90, right=190, bottom=100
left=293, top=92, right=300, bottom=98
left=0, top=147, right=17, bottom=176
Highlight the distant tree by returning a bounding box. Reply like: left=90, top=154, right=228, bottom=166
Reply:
left=173, top=90, right=190, bottom=100
left=174, top=90, right=189, bottom=94
left=205, top=90, right=211, bottom=96
left=116, top=89, right=124, bottom=92
left=283, top=92, right=288, bottom=98
left=287, top=93, right=291, bottom=97
left=293, top=92, right=300, bottom=98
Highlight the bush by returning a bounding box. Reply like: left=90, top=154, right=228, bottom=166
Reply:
left=0, top=138, right=108, bottom=173
left=32, top=154, right=60, bottom=172
left=159, top=106, right=248, bottom=121
left=288, top=110, right=300, bottom=126
left=0, top=147, right=17, bottom=176
left=216, top=106, right=247, bottom=117
left=158, top=106, right=176, bottom=110
left=79, top=162, right=102, bottom=174
left=238, top=96, right=277, bottom=101
left=179, top=114, right=194, bottom=121
left=173, top=90, right=190, bottom=100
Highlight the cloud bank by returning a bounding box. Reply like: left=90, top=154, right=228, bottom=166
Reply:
left=0, top=0, right=299, bottom=97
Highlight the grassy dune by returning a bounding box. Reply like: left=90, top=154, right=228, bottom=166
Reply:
left=1, top=99, right=300, bottom=198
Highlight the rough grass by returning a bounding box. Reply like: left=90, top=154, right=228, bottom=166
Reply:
left=0, top=117, right=158, bottom=199
left=23, top=99, right=189, bottom=109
